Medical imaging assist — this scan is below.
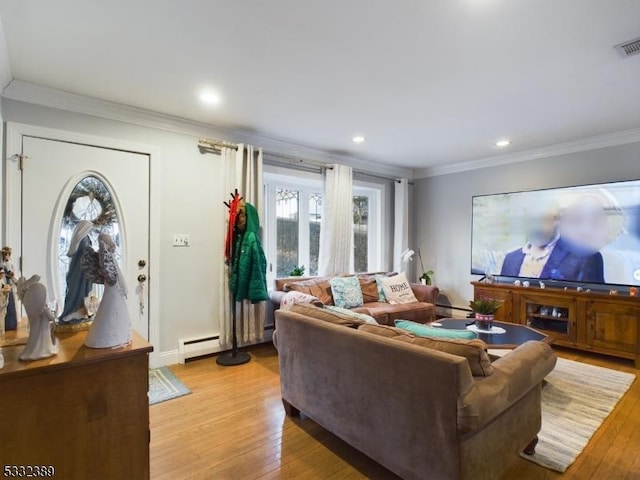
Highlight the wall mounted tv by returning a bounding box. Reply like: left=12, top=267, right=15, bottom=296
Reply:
left=471, top=179, right=640, bottom=287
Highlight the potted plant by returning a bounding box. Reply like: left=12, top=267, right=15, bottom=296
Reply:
left=420, top=270, right=434, bottom=285
left=400, top=248, right=434, bottom=285
left=469, top=298, right=502, bottom=330
left=288, top=265, right=305, bottom=277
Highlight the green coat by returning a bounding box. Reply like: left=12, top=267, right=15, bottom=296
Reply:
left=229, top=202, right=269, bottom=302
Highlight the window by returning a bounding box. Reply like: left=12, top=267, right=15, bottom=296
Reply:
left=264, top=172, right=384, bottom=283
left=58, top=175, right=122, bottom=300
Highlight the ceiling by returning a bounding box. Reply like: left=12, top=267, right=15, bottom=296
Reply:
left=0, top=0, right=639, bottom=170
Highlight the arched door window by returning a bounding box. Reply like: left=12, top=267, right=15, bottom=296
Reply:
left=57, top=175, right=122, bottom=300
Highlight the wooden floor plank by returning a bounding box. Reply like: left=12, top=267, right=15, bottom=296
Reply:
left=150, top=344, right=639, bottom=479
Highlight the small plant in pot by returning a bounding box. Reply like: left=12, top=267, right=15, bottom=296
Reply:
left=469, top=298, right=502, bottom=331
left=420, top=270, right=434, bottom=285
left=288, top=265, right=305, bottom=277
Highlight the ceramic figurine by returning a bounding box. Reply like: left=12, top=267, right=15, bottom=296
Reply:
left=576, top=286, right=583, bottom=292
left=82, top=234, right=131, bottom=348
left=16, top=275, right=59, bottom=361
left=59, top=220, right=95, bottom=324
left=539, top=281, right=545, bottom=289
left=522, top=281, right=530, bottom=288
left=1, top=246, right=18, bottom=331
left=514, top=280, right=521, bottom=287
left=630, top=287, right=638, bottom=297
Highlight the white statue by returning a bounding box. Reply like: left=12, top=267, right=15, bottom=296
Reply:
left=16, top=275, right=59, bottom=361
left=82, top=234, right=131, bottom=348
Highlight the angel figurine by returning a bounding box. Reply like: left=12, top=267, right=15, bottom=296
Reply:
left=82, top=233, right=131, bottom=348
left=17, top=275, right=59, bottom=361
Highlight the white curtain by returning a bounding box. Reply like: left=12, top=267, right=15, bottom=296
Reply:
left=218, top=144, right=265, bottom=350
left=319, top=164, right=354, bottom=275
left=393, top=178, right=410, bottom=273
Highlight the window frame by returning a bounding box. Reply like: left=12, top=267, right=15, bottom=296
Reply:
left=264, top=170, right=387, bottom=284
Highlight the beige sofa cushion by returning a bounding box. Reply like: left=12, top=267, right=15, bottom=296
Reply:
left=356, top=302, right=435, bottom=325
left=399, top=337, right=494, bottom=377
left=359, top=323, right=414, bottom=339
left=359, top=323, right=494, bottom=377
left=289, top=303, right=364, bottom=328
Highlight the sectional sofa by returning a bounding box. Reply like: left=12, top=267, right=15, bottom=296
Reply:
left=274, top=303, right=557, bottom=480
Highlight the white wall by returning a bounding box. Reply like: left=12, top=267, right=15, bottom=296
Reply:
left=2, top=96, right=408, bottom=364
left=1, top=98, right=226, bottom=362
left=412, top=141, right=640, bottom=311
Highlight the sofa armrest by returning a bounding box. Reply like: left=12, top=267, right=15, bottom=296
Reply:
left=410, top=283, right=439, bottom=304
left=269, top=290, right=287, bottom=307
left=458, top=341, right=557, bottom=434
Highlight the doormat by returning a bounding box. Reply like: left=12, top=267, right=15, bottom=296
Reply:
left=149, top=366, right=192, bottom=405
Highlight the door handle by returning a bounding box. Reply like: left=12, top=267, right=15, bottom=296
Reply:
left=138, top=274, right=147, bottom=283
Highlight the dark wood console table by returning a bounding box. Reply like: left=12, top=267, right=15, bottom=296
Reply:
left=0, top=328, right=153, bottom=479
left=473, top=281, right=640, bottom=367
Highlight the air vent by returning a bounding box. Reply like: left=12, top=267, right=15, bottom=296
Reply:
left=614, top=37, right=640, bottom=58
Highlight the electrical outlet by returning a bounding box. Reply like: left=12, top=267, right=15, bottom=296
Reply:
left=173, top=234, right=191, bottom=247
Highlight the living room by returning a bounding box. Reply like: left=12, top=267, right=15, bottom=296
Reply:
left=0, top=1, right=639, bottom=479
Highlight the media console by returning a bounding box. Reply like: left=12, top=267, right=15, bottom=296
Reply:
left=472, top=281, right=640, bottom=367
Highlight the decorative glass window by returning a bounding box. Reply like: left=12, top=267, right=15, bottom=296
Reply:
left=353, top=196, right=369, bottom=272
left=57, top=175, right=122, bottom=300
left=275, top=188, right=299, bottom=277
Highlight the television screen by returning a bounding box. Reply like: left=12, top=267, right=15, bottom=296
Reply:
left=471, top=179, right=640, bottom=287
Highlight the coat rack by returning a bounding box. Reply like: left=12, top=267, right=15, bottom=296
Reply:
left=217, top=189, right=251, bottom=366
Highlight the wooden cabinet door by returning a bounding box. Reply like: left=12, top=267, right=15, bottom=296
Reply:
left=518, top=292, right=577, bottom=342
left=586, top=301, right=640, bottom=356
left=474, top=286, right=514, bottom=323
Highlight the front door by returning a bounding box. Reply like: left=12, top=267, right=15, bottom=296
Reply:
left=20, top=136, right=150, bottom=339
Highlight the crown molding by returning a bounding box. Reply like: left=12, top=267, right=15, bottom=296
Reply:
left=2, top=80, right=413, bottom=179
left=415, top=128, right=640, bottom=179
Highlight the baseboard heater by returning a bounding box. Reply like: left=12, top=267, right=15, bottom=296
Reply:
left=178, top=335, right=221, bottom=364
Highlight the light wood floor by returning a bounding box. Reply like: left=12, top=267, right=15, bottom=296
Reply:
left=150, top=345, right=640, bottom=480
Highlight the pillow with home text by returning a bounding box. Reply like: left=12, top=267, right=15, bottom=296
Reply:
left=380, top=272, right=418, bottom=305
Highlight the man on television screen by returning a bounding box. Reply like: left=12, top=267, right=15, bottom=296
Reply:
left=500, top=198, right=604, bottom=283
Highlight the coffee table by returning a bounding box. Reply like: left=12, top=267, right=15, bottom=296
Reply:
left=432, top=318, right=552, bottom=349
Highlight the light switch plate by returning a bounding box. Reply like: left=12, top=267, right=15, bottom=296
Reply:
left=173, top=234, right=191, bottom=247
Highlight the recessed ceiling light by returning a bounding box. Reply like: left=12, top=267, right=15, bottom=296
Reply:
left=352, top=135, right=366, bottom=144
left=495, top=139, right=511, bottom=147
left=200, top=91, right=221, bottom=105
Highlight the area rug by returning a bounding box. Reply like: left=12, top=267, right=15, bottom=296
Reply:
left=149, top=366, right=192, bottom=405
left=520, top=357, right=636, bottom=472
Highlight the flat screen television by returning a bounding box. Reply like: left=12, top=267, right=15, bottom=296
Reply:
left=471, top=179, right=640, bottom=287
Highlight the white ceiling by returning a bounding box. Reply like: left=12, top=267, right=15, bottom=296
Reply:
left=0, top=0, right=639, bottom=170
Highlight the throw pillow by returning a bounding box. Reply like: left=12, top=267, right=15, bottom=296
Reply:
left=359, top=276, right=380, bottom=303
left=394, top=336, right=494, bottom=377
left=380, top=273, right=418, bottom=305
left=394, top=319, right=477, bottom=340
left=285, top=278, right=334, bottom=305
left=280, top=291, right=323, bottom=311
left=374, top=274, right=388, bottom=302
left=326, top=305, right=378, bottom=325
left=289, top=303, right=364, bottom=328
left=329, top=276, right=364, bottom=309
left=358, top=323, right=414, bottom=338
